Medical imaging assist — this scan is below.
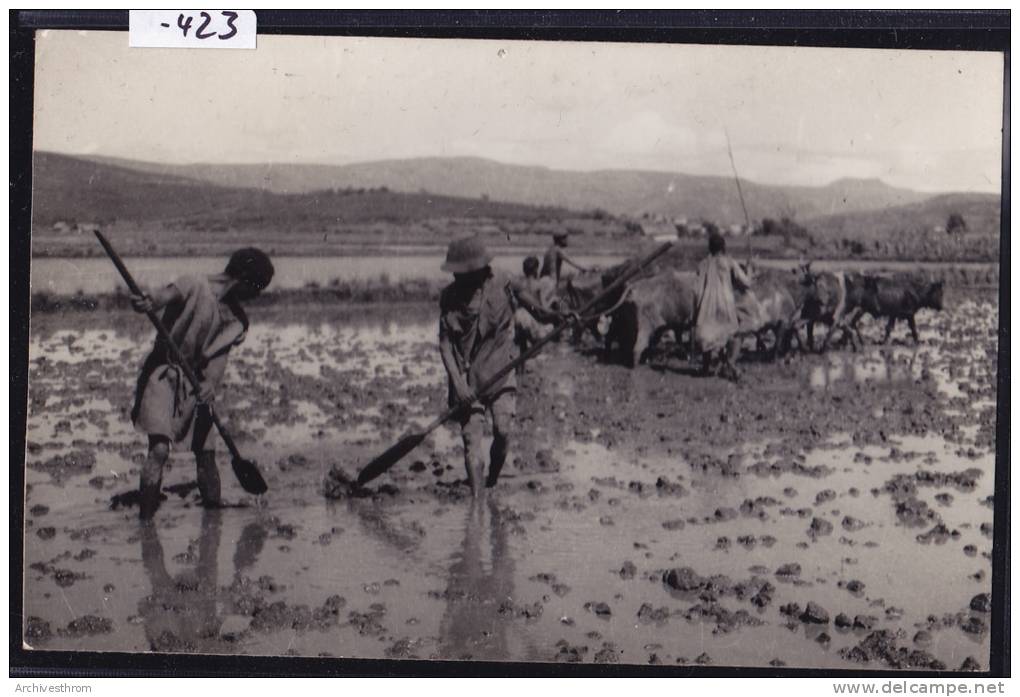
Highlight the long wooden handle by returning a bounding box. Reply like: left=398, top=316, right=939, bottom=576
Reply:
left=421, top=241, right=675, bottom=436
left=94, top=231, right=243, bottom=460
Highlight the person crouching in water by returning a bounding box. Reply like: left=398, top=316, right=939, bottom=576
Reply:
left=694, top=232, right=752, bottom=382
left=514, top=256, right=559, bottom=362
left=439, top=237, right=563, bottom=497
left=130, top=248, right=274, bottom=520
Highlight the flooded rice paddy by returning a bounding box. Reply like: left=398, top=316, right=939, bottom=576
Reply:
left=22, top=295, right=998, bottom=669
left=30, top=255, right=995, bottom=295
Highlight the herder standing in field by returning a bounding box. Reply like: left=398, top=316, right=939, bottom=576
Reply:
left=130, top=249, right=274, bottom=520
left=540, top=231, right=588, bottom=287
left=440, top=237, right=564, bottom=497
left=694, top=232, right=754, bottom=382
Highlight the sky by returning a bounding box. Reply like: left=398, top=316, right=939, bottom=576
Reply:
left=33, top=31, right=1004, bottom=193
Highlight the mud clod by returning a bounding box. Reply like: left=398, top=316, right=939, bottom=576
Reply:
left=958, top=657, right=982, bottom=672
left=25, top=617, right=53, bottom=644
left=808, top=517, right=834, bottom=540
left=775, top=563, right=802, bottom=579
left=61, top=615, right=113, bottom=637
left=799, top=602, right=830, bottom=624
left=840, top=630, right=946, bottom=670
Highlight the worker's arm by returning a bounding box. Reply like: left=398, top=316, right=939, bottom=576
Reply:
left=131, top=282, right=183, bottom=314
left=560, top=251, right=589, bottom=272
left=195, top=351, right=229, bottom=404
left=439, top=324, right=475, bottom=403
left=510, top=280, right=562, bottom=324
left=731, top=259, right=753, bottom=291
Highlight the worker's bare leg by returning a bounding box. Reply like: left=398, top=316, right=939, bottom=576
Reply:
left=724, top=336, right=743, bottom=381
left=460, top=409, right=486, bottom=498
left=191, top=405, right=221, bottom=507
left=140, top=435, right=170, bottom=520
left=486, top=391, right=516, bottom=489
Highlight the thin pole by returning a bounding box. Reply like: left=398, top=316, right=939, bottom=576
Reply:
left=724, top=127, right=752, bottom=263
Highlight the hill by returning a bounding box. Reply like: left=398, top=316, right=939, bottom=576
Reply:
left=82, top=153, right=931, bottom=223
left=32, top=152, right=1001, bottom=263
left=31, top=152, right=580, bottom=228
left=805, top=192, right=1001, bottom=239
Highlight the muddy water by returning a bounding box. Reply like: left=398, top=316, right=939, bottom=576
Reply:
left=30, top=256, right=997, bottom=295
left=31, top=255, right=628, bottom=295
left=23, top=299, right=997, bottom=669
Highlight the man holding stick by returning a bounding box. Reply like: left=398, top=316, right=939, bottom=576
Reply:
left=129, top=248, right=274, bottom=519
left=439, top=237, right=564, bottom=497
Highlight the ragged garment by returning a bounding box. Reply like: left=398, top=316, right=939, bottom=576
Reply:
left=132, top=275, right=247, bottom=443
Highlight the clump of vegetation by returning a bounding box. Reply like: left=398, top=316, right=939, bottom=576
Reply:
left=755, top=217, right=812, bottom=244
left=946, top=212, right=968, bottom=235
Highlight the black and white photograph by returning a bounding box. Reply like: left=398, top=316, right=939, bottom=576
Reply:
left=16, top=21, right=1006, bottom=674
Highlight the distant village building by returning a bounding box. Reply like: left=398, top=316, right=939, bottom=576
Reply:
left=76, top=222, right=101, bottom=235
left=52, top=221, right=72, bottom=234
left=637, top=219, right=680, bottom=240
left=675, top=218, right=707, bottom=238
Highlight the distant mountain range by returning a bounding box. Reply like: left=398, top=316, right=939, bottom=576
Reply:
left=807, top=192, right=1002, bottom=240
left=81, top=153, right=940, bottom=223
left=30, top=152, right=575, bottom=228
left=33, top=151, right=1000, bottom=238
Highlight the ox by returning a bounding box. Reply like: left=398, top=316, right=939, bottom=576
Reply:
left=603, top=270, right=699, bottom=368
left=740, top=266, right=810, bottom=358
left=564, top=259, right=645, bottom=346
left=845, top=275, right=945, bottom=344
left=797, top=266, right=870, bottom=352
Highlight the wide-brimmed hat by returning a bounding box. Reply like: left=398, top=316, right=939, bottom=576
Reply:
left=441, top=236, right=493, bottom=273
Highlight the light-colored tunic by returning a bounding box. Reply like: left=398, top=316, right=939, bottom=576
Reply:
left=695, top=255, right=753, bottom=352
left=132, top=275, right=246, bottom=445
left=439, top=270, right=518, bottom=407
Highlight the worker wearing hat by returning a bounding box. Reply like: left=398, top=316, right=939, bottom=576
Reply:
left=130, top=248, right=274, bottom=519
left=439, top=236, right=563, bottom=496
left=540, top=230, right=589, bottom=288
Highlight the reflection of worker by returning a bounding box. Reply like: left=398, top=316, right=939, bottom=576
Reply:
left=695, top=232, right=755, bottom=381
left=540, top=232, right=588, bottom=287
left=138, top=511, right=267, bottom=652
left=130, top=249, right=274, bottom=520
left=514, top=256, right=558, bottom=356
left=438, top=498, right=513, bottom=661
left=439, top=237, right=562, bottom=496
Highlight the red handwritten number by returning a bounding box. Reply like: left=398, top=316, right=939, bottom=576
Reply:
left=176, top=13, right=193, bottom=37
left=219, top=11, right=238, bottom=40
left=195, top=12, right=215, bottom=39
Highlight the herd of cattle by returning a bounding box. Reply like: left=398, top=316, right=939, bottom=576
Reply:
left=563, top=259, right=946, bottom=368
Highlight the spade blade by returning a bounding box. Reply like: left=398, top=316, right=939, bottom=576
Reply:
left=231, top=457, right=268, bottom=495
left=356, top=432, right=426, bottom=486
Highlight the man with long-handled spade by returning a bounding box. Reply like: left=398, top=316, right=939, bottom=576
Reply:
left=438, top=236, right=565, bottom=497
left=95, top=231, right=274, bottom=520
left=353, top=237, right=674, bottom=495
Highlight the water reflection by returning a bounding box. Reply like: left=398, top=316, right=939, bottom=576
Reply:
left=437, top=498, right=514, bottom=661
left=809, top=349, right=919, bottom=390
left=138, top=511, right=267, bottom=652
